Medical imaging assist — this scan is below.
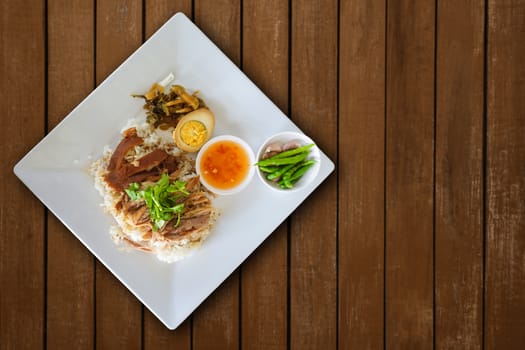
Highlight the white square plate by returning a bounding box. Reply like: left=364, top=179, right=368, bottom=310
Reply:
left=14, top=13, right=334, bottom=329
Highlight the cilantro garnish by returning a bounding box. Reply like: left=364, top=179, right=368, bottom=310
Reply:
left=125, top=173, right=189, bottom=231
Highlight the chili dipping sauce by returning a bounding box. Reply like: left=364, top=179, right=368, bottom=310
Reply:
left=199, top=140, right=251, bottom=190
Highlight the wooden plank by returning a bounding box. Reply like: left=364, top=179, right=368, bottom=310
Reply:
left=486, top=0, right=525, bottom=348
left=290, top=1, right=338, bottom=349
left=241, top=1, right=289, bottom=348
left=142, top=0, right=193, bottom=347
left=194, top=0, right=240, bottom=62
left=144, top=0, right=192, bottom=38
left=192, top=1, right=240, bottom=349
left=338, top=0, right=385, bottom=349
left=435, top=1, right=484, bottom=349
left=241, top=226, right=287, bottom=350
left=95, top=1, right=143, bottom=349
left=385, top=0, right=435, bottom=348
left=0, top=0, right=45, bottom=348
left=192, top=276, right=239, bottom=349
left=46, top=0, right=95, bottom=349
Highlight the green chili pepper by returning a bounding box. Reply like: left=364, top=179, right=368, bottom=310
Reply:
left=282, top=161, right=306, bottom=182
left=289, top=161, right=315, bottom=182
left=266, top=163, right=296, bottom=181
left=256, top=151, right=308, bottom=167
left=259, top=165, right=279, bottom=173
left=270, top=144, right=314, bottom=159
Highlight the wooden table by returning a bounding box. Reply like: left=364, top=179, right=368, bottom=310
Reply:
left=2, top=0, right=524, bottom=349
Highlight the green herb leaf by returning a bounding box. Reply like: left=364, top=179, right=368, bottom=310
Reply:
left=167, top=180, right=189, bottom=196
left=125, top=174, right=189, bottom=231
left=124, top=182, right=141, bottom=201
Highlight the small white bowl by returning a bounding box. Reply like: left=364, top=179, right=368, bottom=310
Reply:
left=196, top=135, right=255, bottom=195
left=256, top=131, right=321, bottom=192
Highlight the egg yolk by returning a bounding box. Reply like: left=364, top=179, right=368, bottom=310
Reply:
left=180, top=121, right=207, bottom=146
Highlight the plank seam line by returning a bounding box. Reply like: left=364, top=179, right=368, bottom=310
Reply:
left=141, top=0, right=146, bottom=41
left=432, top=0, right=438, bottom=348
left=481, top=0, right=488, bottom=348
left=140, top=305, right=144, bottom=350
left=383, top=0, right=388, bottom=349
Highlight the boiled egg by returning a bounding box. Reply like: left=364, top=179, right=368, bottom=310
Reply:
left=173, top=108, right=215, bottom=152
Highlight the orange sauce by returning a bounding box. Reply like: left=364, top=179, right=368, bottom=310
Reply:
left=200, top=140, right=250, bottom=190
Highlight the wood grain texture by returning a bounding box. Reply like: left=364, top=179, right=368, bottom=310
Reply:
left=96, top=0, right=143, bottom=80
left=0, top=0, right=45, bottom=348
left=144, top=0, right=192, bottom=39
left=240, top=1, right=289, bottom=349
left=385, top=0, right=435, bottom=347
left=192, top=1, right=240, bottom=348
left=290, top=1, right=338, bottom=349
left=46, top=0, right=95, bottom=348
left=486, top=0, right=525, bottom=348
left=143, top=1, right=193, bottom=348
left=95, top=1, right=143, bottom=348
left=338, top=0, right=385, bottom=349
left=435, top=1, right=484, bottom=349
left=194, top=0, right=240, bottom=63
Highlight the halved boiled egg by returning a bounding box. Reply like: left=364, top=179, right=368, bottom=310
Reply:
left=173, top=108, right=215, bottom=152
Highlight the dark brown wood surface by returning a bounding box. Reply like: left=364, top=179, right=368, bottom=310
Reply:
left=435, top=1, right=484, bottom=348
left=1, top=0, right=45, bottom=349
left=339, top=1, right=385, bottom=349
left=290, top=1, right=338, bottom=349
left=386, top=1, right=435, bottom=348
left=486, top=0, right=525, bottom=348
left=2, top=1, right=525, bottom=349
